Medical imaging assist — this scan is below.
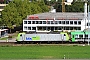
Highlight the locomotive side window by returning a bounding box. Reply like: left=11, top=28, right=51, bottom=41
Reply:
left=64, top=34, right=66, bottom=36
left=75, top=35, right=78, bottom=38
left=20, top=34, right=22, bottom=36
left=79, top=35, right=83, bottom=38
left=85, top=35, right=88, bottom=39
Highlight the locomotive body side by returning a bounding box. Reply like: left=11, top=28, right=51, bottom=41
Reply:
left=16, top=32, right=69, bottom=43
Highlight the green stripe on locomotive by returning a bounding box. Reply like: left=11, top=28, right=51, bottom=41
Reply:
left=32, top=36, right=40, bottom=40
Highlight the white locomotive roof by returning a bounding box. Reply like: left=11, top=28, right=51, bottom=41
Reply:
left=26, top=12, right=84, bottom=20
left=0, top=29, right=4, bottom=31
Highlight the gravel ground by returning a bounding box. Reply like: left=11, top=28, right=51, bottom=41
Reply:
left=0, top=37, right=16, bottom=42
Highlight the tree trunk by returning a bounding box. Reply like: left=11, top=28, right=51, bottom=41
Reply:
left=10, top=29, right=11, bottom=33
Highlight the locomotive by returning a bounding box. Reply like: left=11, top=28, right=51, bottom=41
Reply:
left=16, top=31, right=90, bottom=44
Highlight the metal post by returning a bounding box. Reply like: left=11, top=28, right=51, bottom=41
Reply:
left=88, top=5, right=89, bottom=45
left=83, top=31, right=85, bottom=44
left=84, top=1, right=87, bottom=30
left=84, top=0, right=87, bottom=45
left=61, top=29, right=63, bottom=44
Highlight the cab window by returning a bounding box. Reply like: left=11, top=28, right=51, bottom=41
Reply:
left=20, top=34, right=22, bottom=36
left=64, top=34, right=66, bottom=36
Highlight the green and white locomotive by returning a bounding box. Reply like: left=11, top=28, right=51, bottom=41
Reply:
left=16, top=31, right=90, bottom=43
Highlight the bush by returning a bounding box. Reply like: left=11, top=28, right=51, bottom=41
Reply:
left=8, top=35, right=12, bottom=38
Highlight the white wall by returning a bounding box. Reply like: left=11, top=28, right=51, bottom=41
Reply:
left=67, top=0, right=73, bottom=2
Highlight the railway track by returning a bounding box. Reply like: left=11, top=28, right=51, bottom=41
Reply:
left=0, top=41, right=87, bottom=46
left=0, top=42, right=16, bottom=45
left=0, top=38, right=88, bottom=46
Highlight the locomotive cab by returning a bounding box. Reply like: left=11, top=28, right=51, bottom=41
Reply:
left=16, top=32, right=25, bottom=42
left=60, top=32, right=70, bottom=41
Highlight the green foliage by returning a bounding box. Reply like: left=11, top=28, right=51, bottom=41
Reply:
left=1, top=0, right=49, bottom=29
left=54, top=2, right=84, bottom=12
left=70, top=2, right=84, bottom=12
left=43, top=0, right=85, bottom=12
left=36, top=0, right=49, bottom=12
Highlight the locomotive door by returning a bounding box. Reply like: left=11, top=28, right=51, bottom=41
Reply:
left=19, top=34, right=24, bottom=41
left=51, top=27, right=54, bottom=31
left=72, top=35, right=75, bottom=42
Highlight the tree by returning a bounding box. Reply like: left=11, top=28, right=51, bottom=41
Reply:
left=71, top=2, right=84, bottom=12
left=1, top=0, right=49, bottom=33
left=36, top=0, right=49, bottom=12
